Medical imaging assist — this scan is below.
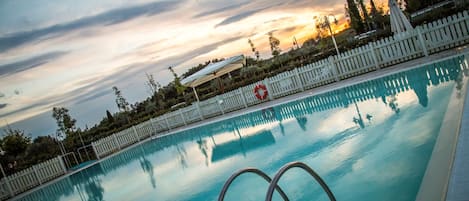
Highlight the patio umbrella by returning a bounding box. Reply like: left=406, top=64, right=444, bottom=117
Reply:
left=389, top=0, right=414, bottom=34
left=181, top=55, right=245, bottom=101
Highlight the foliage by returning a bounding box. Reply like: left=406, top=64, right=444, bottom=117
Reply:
left=52, top=107, right=76, bottom=140
left=268, top=32, right=281, bottom=57
left=145, top=73, right=161, bottom=96
left=357, top=0, right=372, bottom=31
left=1, top=127, right=31, bottom=158
left=112, top=86, right=130, bottom=112
left=168, top=66, right=187, bottom=96
left=248, top=39, right=260, bottom=63
left=346, top=0, right=365, bottom=33
left=106, top=110, right=114, bottom=123
left=24, top=136, right=61, bottom=164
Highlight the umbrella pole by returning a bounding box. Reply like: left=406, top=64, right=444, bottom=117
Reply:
left=192, top=87, right=200, bottom=102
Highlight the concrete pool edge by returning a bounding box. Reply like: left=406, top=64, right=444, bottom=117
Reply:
left=415, top=56, right=469, bottom=201
left=8, top=46, right=469, bottom=201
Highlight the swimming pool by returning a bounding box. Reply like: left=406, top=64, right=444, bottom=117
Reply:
left=16, top=55, right=468, bottom=201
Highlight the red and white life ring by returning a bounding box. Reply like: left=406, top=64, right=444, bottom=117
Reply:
left=254, top=84, right=268, bottom=100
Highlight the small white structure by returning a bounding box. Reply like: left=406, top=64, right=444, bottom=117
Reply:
left=389, top=0, right=414, bottom=34
left=181, top=55, right=245, bottom=101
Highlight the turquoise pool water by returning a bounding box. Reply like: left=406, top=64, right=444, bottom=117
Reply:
left=17, top=56, right=468, bottom=201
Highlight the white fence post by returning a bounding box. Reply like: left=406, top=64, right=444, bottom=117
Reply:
left=328, top=56, right=340, bottom=82
left=58, top=156, right=68, bottom=174
left=164, top=115, right=172, bottom=131
left=195, top=102, right=204, bottom=120
left=263, top=78, right=274, bottom=101
left=416, top=27, right=429, bottom=56
left=149, top=118, right=156, bottom=136
left=293, top=68, right=305, bottom=91
left=132, top=126, right=140, bottom=141
left=238, top=88, right=248, bottom=108
left=32, top=166, right=42, bottom=185
left=369, top=43, right=380, bottom=70
left=91, top=143, right=101, bottom=160
left=113, top=134, right=121, bottom=150
left=179, top=110, right=187, bottom=125
left=216, top=96, right=225, bottom=115
left=0, top=165, right=14, bottom=197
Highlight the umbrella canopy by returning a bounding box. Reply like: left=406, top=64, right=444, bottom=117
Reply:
left=389, top=0, right=414, bottom=34
left=181, top=55, right=245, bottom=88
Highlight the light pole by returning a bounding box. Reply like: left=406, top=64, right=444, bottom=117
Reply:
left=315, top=15, right=340, bottom=55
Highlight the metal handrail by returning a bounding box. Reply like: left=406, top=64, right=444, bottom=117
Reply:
left=265, top=161, right=336, bottom=201
left=218, top=168, right=290, bottom=201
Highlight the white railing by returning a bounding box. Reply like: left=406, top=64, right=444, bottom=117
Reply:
left=91, top=11, right=469, bottom=159
left=0, top=156, right=67, bottom=200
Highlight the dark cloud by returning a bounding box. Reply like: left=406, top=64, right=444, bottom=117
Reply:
left=0, top=103, right=7, bottom=109
left=214, top=2, right=285, bottom=28
left=0, top=51, right=67, bottom=77
left=0, top=100, right=49, bottom=118
left=74, top=88, right=112, bottom=105
left=215, top=9, right=262, bottom=28
left=0, top=92, right=5, bottom=98
left=193, top=2, right=246, bottom=18
left=0, top=1, right=184, bottom=52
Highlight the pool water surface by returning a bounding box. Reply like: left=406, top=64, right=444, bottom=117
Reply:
left=17, top=55, right=469, bottom=201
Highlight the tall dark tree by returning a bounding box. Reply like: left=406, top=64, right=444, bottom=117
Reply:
left=112, top=86, right=130, bottom=112
left=346, top=0, right=365, bottom=33
left=106, top=110, right=115, bottom=123
left=358, top=0, right=372, bottom=31
left=370, top=0, right=380, bottom=29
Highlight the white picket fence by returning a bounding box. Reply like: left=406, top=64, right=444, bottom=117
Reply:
left=91, top=11, right=469, bottom=159
left=0, top=156, right=67, bottom=200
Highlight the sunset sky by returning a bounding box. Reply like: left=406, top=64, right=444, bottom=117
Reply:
left=0, top=0, right=387, bottom=137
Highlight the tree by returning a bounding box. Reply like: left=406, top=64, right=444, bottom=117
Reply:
left=404, top=0, right=422, bottom=13
left=24, top=136, right=61, bottom=164
left=1, top=127, right=31, bottom=158
left=106, top=110, right=115, bottom=123
left=248, top=39, right=260, bottom=63
left=268, top=32, right=281, bottom=57
left=52, top=107, right=77, bottom=139
left=112, top=86, right=130, bottom=112
left=145, top=73, right=161, bottom=96
left=358, top=0, right=372, bottom=31
left=369, top=0, right=380, bottom=29
left=346, top=0, right=365, bottom=33
left=168, top=66, right=186, bottom=96
left=52, top=107, right=79, bottom=154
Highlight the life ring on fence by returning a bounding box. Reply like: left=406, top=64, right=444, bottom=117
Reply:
left=254, top=84, right=268, bottom=100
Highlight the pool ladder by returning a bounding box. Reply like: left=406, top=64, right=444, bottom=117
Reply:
left=218, top=161, right=336, bottom=201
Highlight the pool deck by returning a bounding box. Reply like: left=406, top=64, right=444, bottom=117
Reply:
left=446, top=71, right=469, bottom=201
left=10, top=45, right=469, bottom=201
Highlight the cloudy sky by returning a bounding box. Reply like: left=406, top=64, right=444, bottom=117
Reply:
left=0, top=0, right=387, bottom=137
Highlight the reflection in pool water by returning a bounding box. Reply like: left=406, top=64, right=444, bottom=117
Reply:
left=17, top=55, right=468, bottom=201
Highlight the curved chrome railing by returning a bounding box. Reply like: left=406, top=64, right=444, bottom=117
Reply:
left=265, top=161, right=336, bottom=201
left=218, top=162, right=336, bottom=201
left=218, top=168, right=290, bottom=201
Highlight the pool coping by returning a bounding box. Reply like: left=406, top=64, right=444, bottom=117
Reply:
left=415, top=56, right=469, bottom=201
left=8, top=45, right=469, bottom=201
